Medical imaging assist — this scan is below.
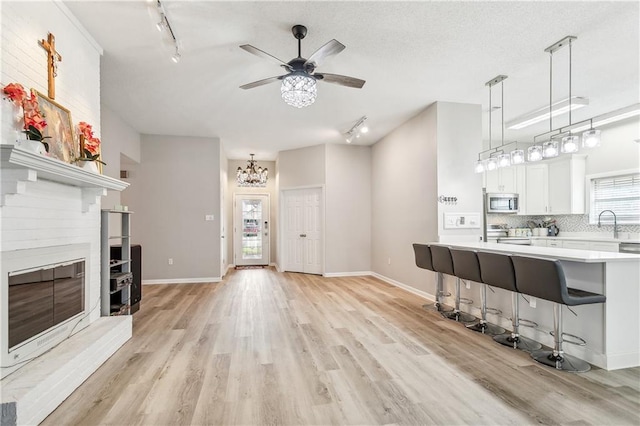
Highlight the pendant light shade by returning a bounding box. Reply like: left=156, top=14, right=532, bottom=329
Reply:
left=474, top=160, right=485, bottom=174
left=528, top=145, right=543, bottom=162
left=486, top=157, right=498, bottom=171
left=561, top=135, right=580, bottom=153
left=497, top=153, right=511, bottom=168
left=582, top=128, right=601, bottom=148
left=510, top=149, right=525, bottom=165
left=542, top=140, right=559, bottom=158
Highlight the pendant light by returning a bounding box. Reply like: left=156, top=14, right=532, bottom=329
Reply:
left=556, top=36, right=580, bottom=154
left=510, top=149, right=525, bottom=164
left=582, top=120, right=601, bottom=148
left=475, top=75, right=508, bottom=173
left=543, top=139, right=559, bottom=158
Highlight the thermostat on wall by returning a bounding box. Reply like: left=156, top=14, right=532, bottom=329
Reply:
left=443, top=213, right=481, bottom=229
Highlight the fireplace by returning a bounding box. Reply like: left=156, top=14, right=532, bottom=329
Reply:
left=1, top=244, right=91, bottom=379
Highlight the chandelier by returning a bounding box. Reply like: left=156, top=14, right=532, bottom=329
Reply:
left=237, top=154, right=268, bottom=187
left=281, top=72, right=317, bottom=108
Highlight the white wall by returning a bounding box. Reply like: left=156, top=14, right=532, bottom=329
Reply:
left=100, top=105, right=141, bottom=217
left=277, top=144, right=326, bottom=189
left=226, top=158, right=277, bottom=267
left=121, top=134, right=222, bottom=282
left=436, top=102, right=483, bottom=241
left=325, top=144, right=372, bottom=274
left=371, top=103, right=439, bottom=293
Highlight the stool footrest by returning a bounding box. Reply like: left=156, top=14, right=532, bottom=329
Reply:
left=486, top=307, right=502, bottom=316
left=518, top=318, right=538, bottom=328
left=459, top=297, right=473, bottom=305
left=550, top=331, right=587, bottom=346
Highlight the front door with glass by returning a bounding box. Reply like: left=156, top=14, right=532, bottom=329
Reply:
left=234, top=194, right=270, bottom=266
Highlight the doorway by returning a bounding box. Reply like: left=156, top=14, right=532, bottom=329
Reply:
left=281, top=187, right=323, bottom=274
left=234, top=194, right=270, bottom=266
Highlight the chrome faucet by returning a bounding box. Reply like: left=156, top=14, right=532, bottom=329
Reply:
left=597, top=210, right=619, bottom=239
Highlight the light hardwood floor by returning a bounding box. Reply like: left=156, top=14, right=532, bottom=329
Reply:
left=43, top=268, right=639, bottom=425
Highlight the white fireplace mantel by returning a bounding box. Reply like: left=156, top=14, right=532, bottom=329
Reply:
left=1, top=144, right=128, bottom=210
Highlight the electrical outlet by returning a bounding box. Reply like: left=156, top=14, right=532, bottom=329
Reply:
left=388, top=257, right=391, bottom=265
left=205, top=214, right=215, bottom=221
left=529, top=297, right=536, bottom=308
left=168, top=258, right=173, bottom=265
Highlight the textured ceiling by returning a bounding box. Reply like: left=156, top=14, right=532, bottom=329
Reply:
left=64, top=1, right=639, bottom=160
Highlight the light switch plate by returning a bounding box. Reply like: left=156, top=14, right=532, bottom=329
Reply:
left=443, top=212, right=481, bottom=229
left=205, top=214, right=215, bottom=221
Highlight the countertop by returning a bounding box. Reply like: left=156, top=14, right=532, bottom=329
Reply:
left=532, top=235, right=640, bottom=244
left=429, top=241, right=640, bottom=263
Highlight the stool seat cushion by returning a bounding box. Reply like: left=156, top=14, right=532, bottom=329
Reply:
left=431, top=245, right=454, bottom=275
left=512, top=256, right=606, bottom=306
left=413, top=243, right=434, bottom=272
left=567, top=287, right=607, bottom=306
left=450, top=249, right=482, bottom=282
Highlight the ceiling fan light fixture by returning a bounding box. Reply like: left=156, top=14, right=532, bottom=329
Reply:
left=281, top=73, right=317, bottom=108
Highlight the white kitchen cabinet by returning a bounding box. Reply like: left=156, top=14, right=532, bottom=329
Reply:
left=485, top=166, right=518, bottom=193
left=562, top=241, right=590, bottom=250
left=531, top=239, right=547, bottom=247
left=589, top=242, right=619, bottom=252
left=525, top=164, right=549, bottom=215
left=547, top=155, right=586, bottom=214
left=547, top=239, right=562, bottom=248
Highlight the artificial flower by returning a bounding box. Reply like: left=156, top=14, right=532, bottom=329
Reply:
left=2, top=83, right=27, bottom=105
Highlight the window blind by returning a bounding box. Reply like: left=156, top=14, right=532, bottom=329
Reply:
left=590, top=173, right=640, bottom=224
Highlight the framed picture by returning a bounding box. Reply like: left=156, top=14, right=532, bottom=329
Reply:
left=32, top=90, right=76, bottom=163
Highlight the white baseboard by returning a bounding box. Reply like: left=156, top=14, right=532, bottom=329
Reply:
left=142, top=277, right=221, bottom=285
left=370, top=272, right=436, bottom=302
left=323, top=271, right=373, bottom=278
left=273, top=263, right=283, bottom=272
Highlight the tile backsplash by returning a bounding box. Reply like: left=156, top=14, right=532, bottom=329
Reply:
left=488, top=214, right=640, bottom=233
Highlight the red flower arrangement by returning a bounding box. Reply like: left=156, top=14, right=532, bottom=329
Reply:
left=2, top=83, right=27, bottom=105
left=77, top=121, right=105, bottom=165
left=2, top=84, right=50, bottom=150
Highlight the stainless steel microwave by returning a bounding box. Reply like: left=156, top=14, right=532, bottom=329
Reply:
left=486, top=193, right=519, bottom=213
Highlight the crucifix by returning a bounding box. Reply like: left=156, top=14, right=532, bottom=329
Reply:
left=39, top=32, right=62, bottom=99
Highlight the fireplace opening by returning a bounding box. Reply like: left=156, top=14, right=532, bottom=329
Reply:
left=8, top=260, right=85, bottom=351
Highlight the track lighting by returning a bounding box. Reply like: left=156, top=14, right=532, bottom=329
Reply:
left=152, top=0, right=181, bottom=64
left=171, top=49, right=181, bottom=63
left=344, top=116, right=368, bottom=143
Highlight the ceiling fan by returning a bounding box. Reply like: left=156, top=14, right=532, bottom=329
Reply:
left=240, top=24, right=366, bottom=108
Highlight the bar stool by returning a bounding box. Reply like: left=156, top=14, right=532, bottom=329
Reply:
left=412, top=243, right=451, bottom=312
left=450, top=249, right=505, bottom=335
left=512, top=256, right=606, bottom=372
left=477, top=252, right=541, bottom=351
left=431, top=245, right=475, bottom=323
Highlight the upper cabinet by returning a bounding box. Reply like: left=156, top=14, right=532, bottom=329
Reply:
left=525, top=163, right=549, bottom=215
left=522, top=155, right=586, bottom=215
left=485, top=166, right=518, bottom=193
left=547, top=155, right=586, bottom=214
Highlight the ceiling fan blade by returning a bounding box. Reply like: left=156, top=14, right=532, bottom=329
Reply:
left=315, top=73, right=366, bottom=89
left=240, top=44, right=292, bottom=71
left=304, top=39, right=345, bottom=68
left=240, top=75, right=285, bottom=90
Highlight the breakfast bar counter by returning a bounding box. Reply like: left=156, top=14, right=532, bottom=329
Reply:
left=428, top=241, right=640, bottom=370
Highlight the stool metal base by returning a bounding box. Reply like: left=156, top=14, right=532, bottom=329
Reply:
left=494, top=333, right=542, bottom=352
left=442, top=310, right=476, bottom=323
left=531, top=350, right=591, bottom=373
left=466, top=321, right=505, bottom=336
left=422, top=302, right=453, bottom=313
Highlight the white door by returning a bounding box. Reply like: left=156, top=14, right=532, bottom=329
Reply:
left=283, top=188, right=323, bottom=274
left=234, top=194, right=270, bottom=266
